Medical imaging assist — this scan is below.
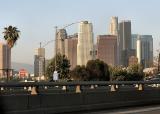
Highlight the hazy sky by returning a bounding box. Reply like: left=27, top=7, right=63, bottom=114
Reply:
left=0, top=0, right=160, bottom=64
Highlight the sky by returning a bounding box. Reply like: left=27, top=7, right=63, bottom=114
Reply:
left=0, top=0, right=160, bottom=65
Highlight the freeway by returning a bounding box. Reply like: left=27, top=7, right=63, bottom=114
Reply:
left=78, top=105, right=160, bottom=114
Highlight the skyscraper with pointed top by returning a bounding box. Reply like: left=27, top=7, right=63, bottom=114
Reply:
left=109, top=16, right=118, bottom=35
left=56, top=29, right=67, bottom=56
left=77, top=21, right=94, bottom=66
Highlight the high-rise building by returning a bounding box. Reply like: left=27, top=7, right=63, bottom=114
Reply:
left=109, top=16, right=118, bottom=35
left=93, top=44, right=97, bottom=60
left=128, top=56, right=138, bottom=66
left=136, top=35, right=153, bottom=68
left=56, top=29, right=67, bottom=55
left=34, top=55, right=45, bottom=77
left=0, top=42, right=11, bottom=78
left=136, top=35, right=141, bottom=64
left=131, top=34, right=138, bottom=50
left=97, top=35, right=117, bottom=66
left=118, top=20, right=132, bottom=66
left=64, top=33, right=78, bottom=69
left=34, top=47, right=45, bottom=76
left=119, top=20, right=131, bottom=51
left=77, top=21, right=94, bottom=66
left=35, top=48, right=45, bottom=57
left=132, top=34, right=153, bottom=68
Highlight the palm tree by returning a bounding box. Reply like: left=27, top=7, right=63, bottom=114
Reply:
left=2, top=25, right=20, bottom=81
left=3, top=25, right=20, bottom=48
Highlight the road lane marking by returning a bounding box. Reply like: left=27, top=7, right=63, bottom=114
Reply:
left=107, top=106, right=160, bottom=114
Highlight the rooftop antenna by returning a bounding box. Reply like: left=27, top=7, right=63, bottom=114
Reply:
left=40, top=42, right=42, bottom=48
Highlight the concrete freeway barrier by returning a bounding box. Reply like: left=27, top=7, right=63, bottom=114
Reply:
left=0, top=81, right=159, bottom=114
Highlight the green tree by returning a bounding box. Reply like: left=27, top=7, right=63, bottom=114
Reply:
left=110, top=64, right=144, bottom=81
left=3, top=26, right=20, bottom=48
left=110, top=66, right=127, bottom=81
left=70, top=65, right=89, bottom=81
left=46, top=53, right=70, bottom=80
left=127, top=64, right=144, bottom=81
left=2, top=26, right=20, bottom=81
left=86, top=59, right=110, bottom=81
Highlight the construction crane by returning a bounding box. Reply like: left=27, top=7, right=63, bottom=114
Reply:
left=38, top=22, right=81, bottom=79
left=53, top=22, right=80, bottom=80
left=41, top=21, right=80, bottom=48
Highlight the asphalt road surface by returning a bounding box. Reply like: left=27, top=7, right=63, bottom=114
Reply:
left=79, top=105, right=160, bottom=114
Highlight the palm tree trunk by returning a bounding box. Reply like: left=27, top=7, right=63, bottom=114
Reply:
left=6, top=46, right=11, bottom=82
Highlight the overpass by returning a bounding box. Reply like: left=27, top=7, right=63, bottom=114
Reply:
left=0, top=81, right=160, bottom=114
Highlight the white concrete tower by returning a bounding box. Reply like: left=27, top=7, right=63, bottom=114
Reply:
left=109, top=16, right=118, bottom=35
left=136, top=35, right=141, bottom=64
left=56, top=29, right=67, bottom=55
left=77, top=21, right=94, bottom=66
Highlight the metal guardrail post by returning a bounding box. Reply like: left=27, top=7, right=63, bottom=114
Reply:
left=135, top=84, right=139, bottom=88
left=24, top=87, right=27, bottom=90
left=115, top=84, right=119, bottom=89
left=44, top=86, right=48, bottom=90
left=62, top=86, right=67, bottom=91
left=28, top=86, right=32, bottom=91
left=95, top=85, right=98, bottom=88
left=1, top=87, right=4, bottom=91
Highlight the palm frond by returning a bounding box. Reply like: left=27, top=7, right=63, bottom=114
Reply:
left=2, top=25, right=20, bottom=48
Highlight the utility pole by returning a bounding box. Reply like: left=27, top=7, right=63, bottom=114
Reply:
left=158, top=53, right=160, bottom=73
left=53, top=26, right=59, bottom=81
left=54, top=26, right=58, bottom=70
left=42, top=22, right=81, bottom=81
left=40, top=42, right=42, bottom=48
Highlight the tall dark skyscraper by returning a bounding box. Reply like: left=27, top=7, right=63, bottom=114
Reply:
left=119, top=20, right=131, bottom=51
left=118, top=20, right=132, bottom=67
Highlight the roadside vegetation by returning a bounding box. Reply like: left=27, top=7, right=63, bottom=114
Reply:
left=46, top=55, right=144, bottom=81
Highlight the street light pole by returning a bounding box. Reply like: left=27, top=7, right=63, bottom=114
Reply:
left=42, top=22, right=81, bottom=81
left=54, top=26, right=58, bottom=71
left=158, top=53, right=160, bottom=73
left=53, top=22, right=81, bottom=81
left=53, top=26, right=59, bottom=81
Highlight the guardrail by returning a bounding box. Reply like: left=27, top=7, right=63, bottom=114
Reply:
left=0, top=81, right=160, bottom=95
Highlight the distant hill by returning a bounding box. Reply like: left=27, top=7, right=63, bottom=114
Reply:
left=11, top=62, right=34, bottom=73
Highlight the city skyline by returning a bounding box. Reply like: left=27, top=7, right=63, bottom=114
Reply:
left=0, top=0, right=160, bottom=65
